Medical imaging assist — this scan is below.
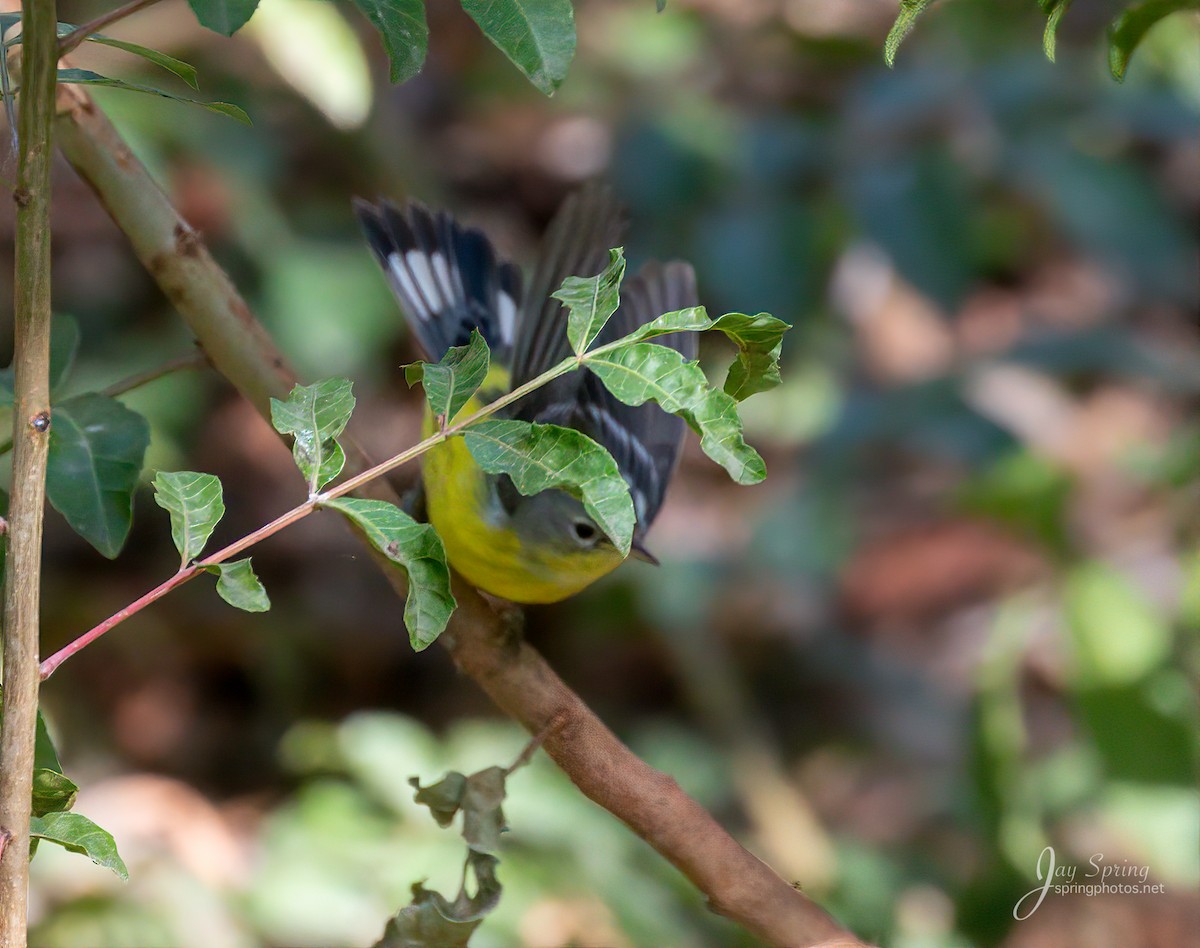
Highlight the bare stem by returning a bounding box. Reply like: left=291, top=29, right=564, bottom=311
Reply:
left=58, top=0, right=167, bottom=57
left=0, top=0, right=58, bottom=939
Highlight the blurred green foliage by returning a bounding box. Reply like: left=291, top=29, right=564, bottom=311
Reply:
left=5, top=0, right=1197, bottom=945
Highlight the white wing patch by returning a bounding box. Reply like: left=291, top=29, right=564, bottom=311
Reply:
left=387, top=253, right=430, bottom=320
left=497, top=291, right=517, bottom=346
left=406, top=251, right=443, bottom=310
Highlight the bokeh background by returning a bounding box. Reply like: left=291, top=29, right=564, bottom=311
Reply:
left=1, top=0, right=1197, bottom=945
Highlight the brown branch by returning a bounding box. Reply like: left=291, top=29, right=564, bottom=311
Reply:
left=0, top=0, right=59, bottom=941
left=51, top=82, right=867, bottom=947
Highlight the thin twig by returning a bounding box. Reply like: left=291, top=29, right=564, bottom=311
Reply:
left=506, top=712, right=567, bottom=776
left=58, top=0, right=167, bottom=58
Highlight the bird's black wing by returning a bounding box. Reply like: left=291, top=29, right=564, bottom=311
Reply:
left=354, top=198, right=522, bottom=363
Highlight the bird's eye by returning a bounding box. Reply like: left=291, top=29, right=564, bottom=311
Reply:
left=572, top=521, right=597, bottom=542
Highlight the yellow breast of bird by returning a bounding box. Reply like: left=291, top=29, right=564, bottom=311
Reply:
left=421, top=364, right=624, bottom=604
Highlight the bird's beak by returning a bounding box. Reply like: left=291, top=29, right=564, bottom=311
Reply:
left=629, top=539, right=660, bottom=566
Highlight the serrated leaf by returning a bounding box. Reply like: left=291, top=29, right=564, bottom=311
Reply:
left=585, top=344, right=766, bottom=485
left=205, top=559, right=270, bottom=612
left=554, top=248, right=625, bottom=357
left=407, top=330, right=490, bottom=423
left=321, top=497, right=456, bottom=649
left=352, top=0, right=429, bottom=84
left=55, top=69, right=250, bottom=123
left=375, top=851, right=501, bottom=948
left=460, top=0, right=576, bottom=95
left=270, top=378, right=356, bottom=494
left=153, top=471, right=225, bottom=566
left=1041, top=0, right=1073, bottom=62
left=32, top=769, right=79, bottom=818
left=29, top=812, right=128, bottom=880
left=462, top=419, right=636, bottom=555
left=884, top=0, right=933, bottom=67
left=0, top=314, right=80, bottom=407
left=625, top=308, right=791, bottom=401
left=186, top=0, right=260, bottom=35
left=1108, top=0, right=1199, bottom=81
left=47, top=394, right=150, bottom=559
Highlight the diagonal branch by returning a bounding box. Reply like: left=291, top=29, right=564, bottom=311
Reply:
left=51, top=81, right=866, bottom=947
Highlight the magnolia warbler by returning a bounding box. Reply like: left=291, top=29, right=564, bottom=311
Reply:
left=354, top=187, right=696, bottom=604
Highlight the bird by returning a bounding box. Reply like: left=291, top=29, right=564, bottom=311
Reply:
left=354, top=186, right=697, bottom=604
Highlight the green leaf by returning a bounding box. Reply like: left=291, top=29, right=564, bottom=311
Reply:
left=270, top=378, right=356, bottom=494
left=625, top=308, right=791, bottom=401
left=1040, top=0, right=1073, bottom=62
left=55, top=69, right=250, bottom=123
left=47, top=394, right=151, bottom=559
left=462, top=419, right=635, bottom=555
left=352, top=0, right=429, bottom=84
left=1065, top=562, right=1172, bottom=686
left=29, top=812, right=129, bottom=880
left=32, top=769, right=79, bottom=818
left=0, top=314, right=80, bottom=407
left=459, top=0, right=576, bottom=95
left=321, top=498, right=456, bottom=649
left=554, top=248, right=625, bottom=357
left=884, top=0, right=933, bottom=67
left=85, top=36, right=200, bottom=90
left=1108, top=0, right=1200, bottom=81
left=153, top=471, right=225, bottom=565
left=585, top=344, right=766, bottom=485
left=35, top=710, right=62, bottom=774
left=406, top=330, right=490, bottom=424
left=375, top=851, right=501, bottom=948
left=657, top=0, right=666, bottom=10
left=205, top=559, right=271, bottom=612
left=186, top=0, right=260, bottom=35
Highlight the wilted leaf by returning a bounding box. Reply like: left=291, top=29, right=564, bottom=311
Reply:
left=55, top=69, right=250, bottom=123
left=321, top=498, right=456, bottom=649
left=186, top=0, right=260, bottom=35
left=352, top=0, right=429, bottom=84
left=270, top=378, right=356, bottom=494
left=29, top=812, right=128, bottom=880
left=460, top=0, right=575, bottom=95
left=410, top=771, right=468, bottom=828
left=459, top=766, right=507, bottom=855
left=153, top=471, right=225, bottom=566
left=462, top=419, right=635, bottom=555
left=585, top=344, right=766, bottom=485
left=375, top=852, right=501, bottom=948
left=884, top=0, right=933, bottom=67
left=406, top=330, right=490, bottom=424
left=1108, top=0, right=1200, bottom=81
left=554, top=248, right=625, bottom=357
left=32, top=769, right=78, bottom=818
left=625, top=308, right=791, bottom=400
left=47, top=394, right=150, bottom=558
left=205, top=559, right=271, bottom=612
